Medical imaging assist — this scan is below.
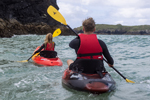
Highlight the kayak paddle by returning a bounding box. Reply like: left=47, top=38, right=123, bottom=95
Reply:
left=47, top=5, right=135, bottom=83
left=53, top=28, right=61, bottom=37
left=103, top=59, right=135, bottom=83
left=17, top=28, right=61, bottom=62
left=17, top=54, right=35, bottom=62
left=47, top=5, right=78, bottom=36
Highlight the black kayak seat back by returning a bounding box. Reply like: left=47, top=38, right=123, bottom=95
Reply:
left=72, top=59, right=104, bottom=74
left=39, top=50, right=57, bottom=58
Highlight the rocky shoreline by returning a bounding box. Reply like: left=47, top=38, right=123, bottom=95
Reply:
left=0, top=18, right=73, bottom=38
left=74, top=29, right=150, bottom=35
left=74, top=24, right=150, bottom=35
left=1, top=18, right=150, bottom=38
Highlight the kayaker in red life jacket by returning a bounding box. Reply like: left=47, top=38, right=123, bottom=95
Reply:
left=67, top=17, right=114, bottom=76
left=34, top=33, right=56, bottom=56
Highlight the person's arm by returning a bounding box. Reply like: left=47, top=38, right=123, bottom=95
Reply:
left=69, top=37, right=80, bottom=54
left=34, top=44, right=45, bottom=54
left=99, top=40, right=114, bottom=66
left=54, top=42, right=56, bottom=48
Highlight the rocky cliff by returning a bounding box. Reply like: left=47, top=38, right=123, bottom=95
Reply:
left=0, top=0, right=71, bottom=38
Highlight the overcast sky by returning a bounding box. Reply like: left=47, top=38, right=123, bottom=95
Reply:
left=57, top=0, right=150, bottom=28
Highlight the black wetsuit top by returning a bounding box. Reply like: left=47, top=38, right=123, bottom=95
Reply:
left=69, top=36, right=114, bottom=65
left=34, top=43, right=56, bottom=54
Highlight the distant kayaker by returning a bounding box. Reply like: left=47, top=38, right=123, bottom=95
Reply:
left=34, top=33, right=56, bottom=58
left=67, top=17, right=114, bottom=76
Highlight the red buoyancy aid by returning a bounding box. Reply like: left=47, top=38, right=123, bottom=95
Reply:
left=45, top=42, right=54, bottom=51
left=77, top=34, right=103, bottom=60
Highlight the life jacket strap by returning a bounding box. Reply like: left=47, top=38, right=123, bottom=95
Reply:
left=77, top=52, right=102, bottom=57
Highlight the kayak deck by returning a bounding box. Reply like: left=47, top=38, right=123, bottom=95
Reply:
left=32, top=56, right=63, bottom=66
left=62, top=68, right=116, bottom=94
left=32, top=46, right=63, bottom=66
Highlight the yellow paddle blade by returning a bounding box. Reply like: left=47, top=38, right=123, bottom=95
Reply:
left=17, top=60, right=28, bottom=62
left=126, top=79, right=135, bottom=83
left=53, top=28, right=61, bottom=37
left=32, top=53, right=39, bottom=60
left=47, top=5, right=67, bottom=25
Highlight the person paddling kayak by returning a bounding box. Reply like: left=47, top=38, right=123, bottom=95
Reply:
left=31, top=32, right=63, bottom=66
left=67, top=17, right=114, bottom=76
left=34, top=33, right=57, bottom=58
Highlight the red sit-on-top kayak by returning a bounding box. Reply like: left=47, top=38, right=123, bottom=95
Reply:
left=32, top=46, right=63, bottom=66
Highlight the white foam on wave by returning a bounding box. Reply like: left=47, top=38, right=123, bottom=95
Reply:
left=14, top=81, right=22, bottom=87
left=0, top=69, right=4, bottom=73
left=140, top=80, right=150, bottom=84
left=14, top=78, right=32, bottom=88
left=147, top=80, right=150, bottom=84
left=12, top=34, right=37, bottom=37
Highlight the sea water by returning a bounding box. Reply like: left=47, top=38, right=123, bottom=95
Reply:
left=0, top=35, right=150, bottom=100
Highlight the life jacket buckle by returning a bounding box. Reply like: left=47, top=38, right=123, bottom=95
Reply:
left=98, top=56, right=101, bottom=59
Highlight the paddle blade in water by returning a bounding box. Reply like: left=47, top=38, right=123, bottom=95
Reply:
left=17, top=60, right=28, bottom=62
left=53, top=28, right=61, bottom=37
left=47, top=5, right=67, bottom=25
left=126, top=79, right=135, bottom=83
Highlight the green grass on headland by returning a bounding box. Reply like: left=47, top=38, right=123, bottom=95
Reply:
left=74, top=24, right=150, bottom=35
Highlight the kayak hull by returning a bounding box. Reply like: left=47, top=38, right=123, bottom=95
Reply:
left=62, top=68, right=116, bottom=93
left=32, top=46, right=63, bottom=66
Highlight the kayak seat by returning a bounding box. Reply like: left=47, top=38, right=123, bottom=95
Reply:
left=70, top=59, right=105, bottom=76
left=39, top=50, right=57, bottom=58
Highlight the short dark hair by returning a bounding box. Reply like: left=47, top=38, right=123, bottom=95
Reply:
left=82, top=17, right=95, bottom=32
